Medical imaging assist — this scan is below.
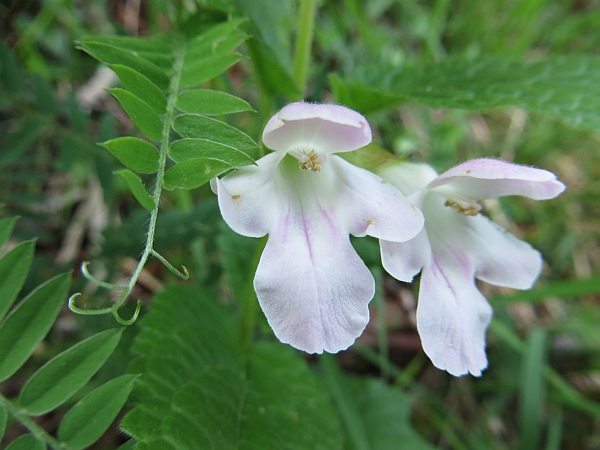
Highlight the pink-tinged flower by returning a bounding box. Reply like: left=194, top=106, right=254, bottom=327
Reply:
left=378, top=159, right=565, bottom=376
left=213, top=103, right=424, bottom=353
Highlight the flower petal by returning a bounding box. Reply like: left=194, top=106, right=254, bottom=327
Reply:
left=380, top=229, right=430, bottom=282
left=263, top=102, right=372, bottom=155
left=215, top=151, right=285, bottom=237
left=459, top=213, right=543, bottom=290
left=417, top=253, right=493, bottom=377
left=424, top=192, right=543, bottom=290
left=254, top=201, right=374, bottom=354
left=427, top=158, right=566, bottom=200
left=376, top=162, right=438, bottom=197
left=329, top=156, right=425, bottom=242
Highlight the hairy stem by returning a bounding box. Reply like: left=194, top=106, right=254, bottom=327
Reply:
left=239, top=236, right=267, bottom=351
left=292, top=0, right=318, bottom=100
left=0, top=395, right=65, bottom=449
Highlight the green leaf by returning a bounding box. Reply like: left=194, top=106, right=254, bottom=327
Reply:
left=4, top=434, right=44, bottom=450
left=185, top=32, right=247, bottom=62
left=110, top=64, right=167, bottom=114
left=66, top=92, right=89, bottom=134
left=58, top=374, right=137, bottom=449
left=77, top=36, right=172, bottom=56
left=183, top=18, right=247, bottom=62
left=100, top=137, right=159, bottom=174
left=169, top=138, right=255, bottom=166
left=108, top=88, right=163, bottom=141
left=176, top=89, right=254, bottom=115
left=121, top=285, right=342, bottom=450
left=180, top=53, right=244, bottom=88
left=76, top=41, right=170, bottom=91
left=519, top=328, right=547, bottom=450
left=115, top=170, right=155, bottom=211
left=163, top=158, right=232, bottom=190
left=0, top=42, right=24, bottom=93
left=117, top=439, right=138, bottom=450
left=1, top=118, right=46, bottom=165
left=0, top=402, right=6, bottom=441
left=0, top=272, right=71, bottom=382
left=331, top=56, right=600, bottom=135
left=0, top=239, right=36, bottom=321
left=321, top=355, right=435, bottom=450
left=0, top=216, right=18, bottom=250
left=32, top=75, right=58, bottom=115
left=173, top=114, right=258, bottom=153
left=19, top=329, right=123, bottom=415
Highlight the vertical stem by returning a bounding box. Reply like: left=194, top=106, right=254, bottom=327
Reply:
left=239, top=236, right=267, bottom=351
left=292, top=0, right=318, bottom=100
left=372, top=268, right=390, bottom=380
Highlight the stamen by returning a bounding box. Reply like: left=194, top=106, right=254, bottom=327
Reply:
left=298, top=150, right=322, bottom=172
left=444, top=200, right=480, bottom=216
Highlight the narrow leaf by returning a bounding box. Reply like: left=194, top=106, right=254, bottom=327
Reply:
left=115, top=170, right=155, bottom=211
left=5, top=434, right=44, bottom=450
left=32, top=75, right=58, bottom=115
left=19, top=329, right=123, bottom=415
left=169, top=139, right=255, bottom=166
left=176, top=89, right=254, bottom=115
left=100, top=137, right=159, bottom=174
left=183, top=19, right=247, bottom=62
left=0, top=239, right=36, bottom=321
left=180, top=53, right=244, bottom=88
left=0, top=272, right=71, bottom=381
left=108, top=88, right=163, bottom=141
left=0, top=42, right=24, bottom=93
left=0, top=403, right=6, bottom=441
left=77, top=36, right=172, bottom=56
left=519, top=328, right=547, bottom=450
left=184, top=32, right=247, bottom=62
left=58, top=374, right=137, bottom=449
left=163, top=158, right=232, bottom=190
left=76, top=42, right=170, bottom=91
left=0, top=216, right=18, bottom=250
left=110, top=64, right=167, bottom=114
left=66, top=92, right=89, bottom=134
left=173, top=114, right=258, bottom=152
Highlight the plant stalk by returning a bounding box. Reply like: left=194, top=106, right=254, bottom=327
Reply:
left=292, top=0, right=318, bottom=100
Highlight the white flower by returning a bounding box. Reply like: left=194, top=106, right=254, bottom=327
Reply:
left=213, top=103, right=424, bottom=353
left=378, top=159, right=565, bottom=376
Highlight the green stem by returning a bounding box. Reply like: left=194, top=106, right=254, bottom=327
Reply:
left=292, top=0, right=318, bottom=100
left=0, top=395, right=65, bottom=449
left=239, top=236, right=267, bottom=351
left=372, top=268, right=390, bottom=380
